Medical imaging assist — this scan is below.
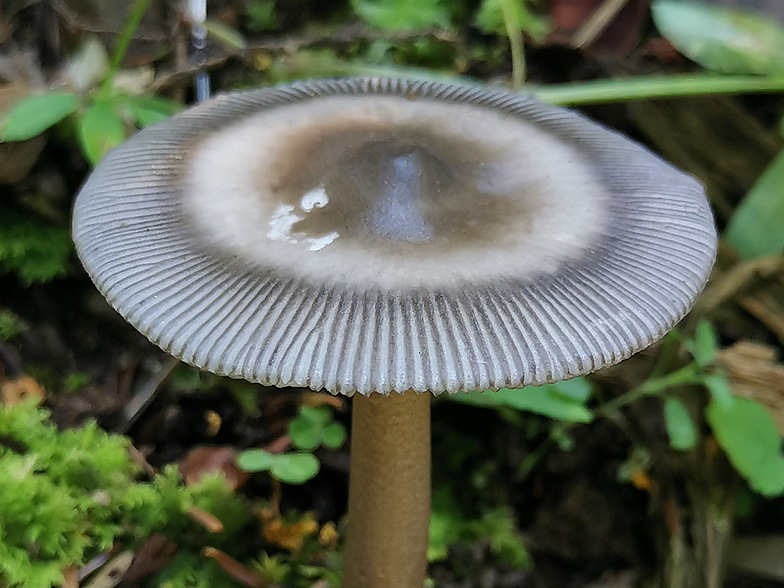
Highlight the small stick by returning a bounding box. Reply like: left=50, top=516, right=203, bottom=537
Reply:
left=571, top=0, right=631, bottom=49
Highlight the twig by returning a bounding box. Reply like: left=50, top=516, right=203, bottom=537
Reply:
left=119, top=357, right=179, bottom=433
left=571, top=0, right=631, bottom=49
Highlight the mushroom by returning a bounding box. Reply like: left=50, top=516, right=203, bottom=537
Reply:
left=72, top=78, right=717, bottom=588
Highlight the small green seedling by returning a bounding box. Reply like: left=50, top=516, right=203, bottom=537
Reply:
left=0, top=0, right=181, bottom=165
left=237, top=405, right=346, bottom=485
left=661, top=321, right=784, bottom=497
left=288, top=406, right=347, bottom=451
left=237, top=450, right=320, bottom=485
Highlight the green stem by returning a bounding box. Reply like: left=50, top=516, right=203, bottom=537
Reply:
left=529, top=74, right=784, bottom=106
left=100, top=0, right=152, bottom=97
left=500, top=0, right=525, bottom=89
left=520, top=363, right=704, bottom=478
left=595, top=363, right=702, bottom=418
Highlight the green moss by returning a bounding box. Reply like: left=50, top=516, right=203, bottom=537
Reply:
left=0, top=214, right=72, bottom=284
left=0, top=401, right=250, bottom=588
left=0, top=310, right=25, bottom=341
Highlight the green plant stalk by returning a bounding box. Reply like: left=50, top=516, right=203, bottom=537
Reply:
left=100, top=0, right=152, bottom=97
left=530, top=74, right=784, bottom=105
left=596, top=363, right=703, bottom=418
left=501, top=0, right=525, bottom=89
left=519, top=363, right=704, bottom=477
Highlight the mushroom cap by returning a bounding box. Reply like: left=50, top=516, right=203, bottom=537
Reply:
left=72, top=78, right=717, bottom=395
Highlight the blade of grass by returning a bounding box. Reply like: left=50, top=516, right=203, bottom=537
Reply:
left=100, top=0, right=152, bottom=97
left=528, top=74, right=784, bottom=105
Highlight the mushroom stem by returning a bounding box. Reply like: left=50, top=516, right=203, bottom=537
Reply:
left=342, top=390, right=431, bottom=588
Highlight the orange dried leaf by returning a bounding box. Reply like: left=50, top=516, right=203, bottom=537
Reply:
left=630, top=471, right=654, bottom=492
left=318, top=522, right=339, bottom=549
left=259, top=509, right=318, bottom=551
left=0, top=375, right=45, bottom=406
left=205, top=410, right=222, bottom=436
left=61, top=565, right=78, bottom=588
left=179, top=446, right=250, bottom=490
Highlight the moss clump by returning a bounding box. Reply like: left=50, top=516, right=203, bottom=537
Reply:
left=0, top=401, right=249, bottom=588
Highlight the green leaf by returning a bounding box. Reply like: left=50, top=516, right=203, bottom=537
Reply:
left=703, top=373, right=734, bottom=409
left=664, top=397, right=697, bottom=450
left=127, top=107, right=167, bottom=127
left=288, top=417, right=321, bottom=450
left=0, top=310, right=24, bottom=341
left=269, top=453, right=320, bottom=484
left=451, top=382, right=593, bottom=423
left=236, top=449, right=275, bottom=473
left=203, top=19, right=247, bottom=50
left=78, top=102, right=126, bottom=165
left=121, top=95, right=182, bottom=128
left=0, top=213, right=72, bottom=284
left=690, top=320, right=718, bottom=366
left=466, top=506, right=530, bottom=569
left=1, top=93, right=79, bottom=141
left=321, top=422, right=347, bottom=449
left=299, top=405, right=331, bottom=426
left=652, top=0, right=784, bottom=75
left=352, top=0, right=451, bottom=31
left=246, top=0, right=277, bottom=31
left=724, top=149, right=784, bottom=259
left=706, top=397, right=784, bottom=497
left=125, top=95, right=183, bottom=115
left=550, top=377, right=592, bottom=403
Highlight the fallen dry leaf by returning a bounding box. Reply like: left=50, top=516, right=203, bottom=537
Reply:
left=179, top=446, right=250, bottom=490
left=259, top=509, right=319, bottom=552
left=204, top=409, right=222, bottom=436
left=318, top=522, right=339, bottom=549
left=83, top=552, right=134, bottom=588
left=548, top=0, right=648, bottom=56
left=203, top=547, right=262, bottom=588
left=61, top=565, right=78, bottom=588
left=0, top=374, right=45, bottom=406
left=117, top=536, right=175, bottom=588
left=299, top=392, right=344, bottom=410
left=630, top=471, right=654, bottom=492
left=716, top=341, right=784, bottom=436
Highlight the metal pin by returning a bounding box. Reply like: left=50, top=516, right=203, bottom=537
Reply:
left=188, top=0, right=210, bottom=101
